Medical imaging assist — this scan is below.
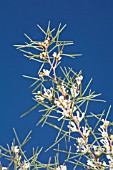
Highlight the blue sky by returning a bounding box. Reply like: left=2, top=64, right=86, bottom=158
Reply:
left=0, top=0, right=113, bottom=168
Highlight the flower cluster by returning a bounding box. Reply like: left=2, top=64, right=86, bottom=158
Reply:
left=1, top=23, right=112, bottom=170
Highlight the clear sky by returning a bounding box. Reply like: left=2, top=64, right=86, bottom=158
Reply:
left=0, top=0, right=113, bottom=168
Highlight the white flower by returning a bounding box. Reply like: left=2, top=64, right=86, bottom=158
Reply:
left=76, top=137, right=86, bottom=152
left=82, top=126, right=90, bottom=138
left=55, top=95, right=76, bottom=120
left=87, top=159, right=107, bottom=169
left=76, top=75, right=83, bottom=86
left=43, top=69, right=50, bottom=76
left=87, top=159, right=96, bottom=169
left=73, top=111, right=85, bottom=123
left=77, top=137, right=85, bottom=145
left=44, top=37, right=50, bottom=45
left=57, top=105, right=76, bottom=120
left=53, top=52, right=57, bottom=57
left=57, top=109, right=69, bottom=119
left=39, top=69, right=50, bottom=77
left=56, top=165, right=67, bottom=170
left=76, top=143, right=89, bottom=153
left=55, top=96, right=68, bottom=110
left=102, top=119, right=109, bottom=128
left=11, top=145, right=19, bottom=153
left=98, top=125, right=108, bottom=138
left=38, top=37, right=50, bottom=50
left=24, top=162, right=30, bottom=169
left=19, top=161, right=30, bottom=170
left=92, top=145, right=103, bottom=156
left=55, top=95, right=75, bottom=110
left=35, top=91, right=44, bottom=101
left=54, top=95, right=64, bottom=106
left=52, top=51, right=61, bottom=61
left=100, top=138, right=110, bottom=152
left=43, top=87, right=53, bottom=99
left=67, top=121, right=78, bottom=132
left=70, top=85, right=79, bottom=98
left=60, top=85, right=67, bottom=95
left=40, top=51, right=47, bottom=59
left=35, top=95, right=44, bottom=101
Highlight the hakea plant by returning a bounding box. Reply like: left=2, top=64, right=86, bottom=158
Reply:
left=0, top=22, right=113, bottom=170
